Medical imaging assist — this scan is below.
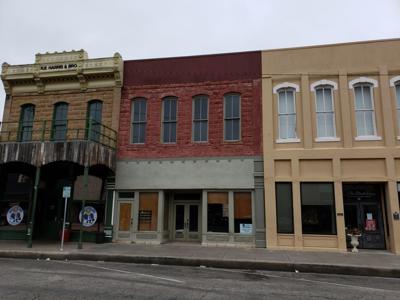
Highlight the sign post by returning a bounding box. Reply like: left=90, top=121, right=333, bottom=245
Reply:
left=60, top=186, right=71, bottom=251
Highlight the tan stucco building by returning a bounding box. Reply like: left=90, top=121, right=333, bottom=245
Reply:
left=262, top=39, right=400, bottom=254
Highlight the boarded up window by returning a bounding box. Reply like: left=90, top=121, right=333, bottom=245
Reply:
left=207, top=192, right=228, bottom=233
left=234, top=192, right=252, bottom=233
left=138, top=192, right=158, bottom=231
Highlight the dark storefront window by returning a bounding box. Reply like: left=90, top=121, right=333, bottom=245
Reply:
left=276, top=183, right=294, bottom=234
left=301, top=183, right=336, bottom=235
left=234, top=192, right=252, bottom=234
left=0, top=173, right=32, bottom=232
left=138, top=192, right=158, bottom=231
left=207, top=192, right=229, bottom=232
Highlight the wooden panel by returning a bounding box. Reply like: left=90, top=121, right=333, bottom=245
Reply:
left=139, top=192, right=158, bottom=231
left=299, top=159, right=333, bottom=178
left=234, top=192, right=252, bottom=219
left=275, top=160, right=292, bottom=178
left=303, top=236, right=338, bottom=248
left=207, top=192, right=228, bottom=204
left=118, top=203, right=132, bottom=231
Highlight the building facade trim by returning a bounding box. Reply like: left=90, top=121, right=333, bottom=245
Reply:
left=348, top=77, right=378, bottom=89
left=310, top=79, right=338, bottom=91
left=273, top=82, right=300, bottom=94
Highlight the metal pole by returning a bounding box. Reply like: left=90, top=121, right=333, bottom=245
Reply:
left=27, top=166, right=41, bottom=248
left=78, top=166, right=89, bottom=249
left=60, top=196, right=68, bottom=251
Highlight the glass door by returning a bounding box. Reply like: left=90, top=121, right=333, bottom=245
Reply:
left=360, top=203, right=385, bottom=249
left=174, top=202, right=200, bottom=241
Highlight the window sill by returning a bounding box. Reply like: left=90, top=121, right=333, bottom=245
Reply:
left=314, top=137, right=340, bottom=142
left=354, top=136, right=382, bottom=141
left=276, top=138, right=301, bottom=144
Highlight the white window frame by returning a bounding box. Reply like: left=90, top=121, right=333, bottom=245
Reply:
left=389, top=76, right=400, bottom=140
left=349, top=78, right=381, bottom=141
left=311, top=82, right=339, bottom=142
left=274, top=85, right=300, bottom=143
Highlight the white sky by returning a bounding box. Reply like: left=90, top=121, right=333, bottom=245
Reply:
left=0, top=0, right=399, bottom=121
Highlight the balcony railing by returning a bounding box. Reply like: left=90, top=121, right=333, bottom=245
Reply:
left=0, top=119, right=117, bottom=149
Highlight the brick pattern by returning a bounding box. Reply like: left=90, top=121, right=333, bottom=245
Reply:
left=118, top=80, right=262, bottom=159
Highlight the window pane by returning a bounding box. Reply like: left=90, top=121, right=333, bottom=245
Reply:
left=279, top=115, right=288, bottom=139
left=193, top=122, right=201, bottom=141
left=163, top=123, right=170, bottom=142
left=201, top=97, right=208, bottom=119
left=225, top=96, right=233, bottom=118
left=356, top=111, right=365, bottom=136
left=396, top=85, right=400, bottom=108
left=232, top=119, right=240, bottom=140
left=323, top=88, right=333, bottom=111
left=354, top=86, right=363, bottom=109
left=234, top=192, right=252, bottom=234
left=276, top=183, right=294, bottom=234
left=301, top=183, right=336, bottom=235
left=207, top=192, right=229, bottom=233
left=138, top=192, right=158, bottom=231
left=278, top=91, right=286, bottom=114
left=139, top=123, right=146, bottom=143
left=316, top=89, right=324, bottom=112
left=232, top=95, right=240, bottom=118
left=364, top=110, right=374, bottom=135
left=286, top=90, right=295, bottom=113
left=325, top=113, right=335, bottom=137
left=363, top=86, right=373, bottom=109
left=316, top=113, right=325, bottom=137
left=225, top=120, right=233, bottom=140
left=287, top=114, right=296, bottom=138
left=200, top=121, right=208, bottom=141
left=163, top=100, right=171, bottom=121
left=194, top=98, right=201, bottom=120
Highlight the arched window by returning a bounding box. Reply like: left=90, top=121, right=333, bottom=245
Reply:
left=19, top=104, right=35, bottom=142
left=224, top=93, right=240, bottom=141
left=52, top=102, right=68, bottom=140
left=162, top=96, right=177, bottom=143
left=352, top=82, right=377, bottom=137
left=277, top=88, right=297, bottom=140
left=87, top=100, right=103, bottom=142
left=193, top=95, right=208, bottom=142
left=131, top=98, right=147, bottom=144
left=314, top=85, right=336, bottom=139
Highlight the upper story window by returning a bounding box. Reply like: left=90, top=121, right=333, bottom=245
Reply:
left=193, top=95, right=208, bottom=142
left=131, top=98, right=147, bottom=144
left=314, top=85, right=336, bottom=139
left=19, top=104, right=35, bottom=142
left=162, top=97, right=177, bottom=143
left=87, top=100, right=103, bottom=142
left=277, top=88, right=297, bottom=140
left=349, top=77, right=379, bottom=140
left=396, top=83, right=400, bottom=132
left=52, top=102, right=68, bottom=141
left=390, top=76, right=400, bottom=134
left=224, top=93, right=240, bottom=141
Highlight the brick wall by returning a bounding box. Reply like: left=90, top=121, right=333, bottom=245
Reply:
left=118, top=79, right=262, bottom=159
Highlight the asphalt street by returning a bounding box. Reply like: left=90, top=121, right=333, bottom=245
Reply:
left=0, top=258, right=399, bottom=299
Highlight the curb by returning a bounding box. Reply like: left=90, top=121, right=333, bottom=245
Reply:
left=0, top=250, right=399, bottom=278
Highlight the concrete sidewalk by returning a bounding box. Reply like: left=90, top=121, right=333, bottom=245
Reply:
left=0, top=241, right=399, bottom=278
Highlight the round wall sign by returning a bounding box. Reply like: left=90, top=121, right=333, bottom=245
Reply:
left=79, top=206, right=97, bottom=227
left=7, top=205, right=24, bottom=226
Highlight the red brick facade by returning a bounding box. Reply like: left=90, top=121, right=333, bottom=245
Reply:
left=118, top=52, right=262, bottom=159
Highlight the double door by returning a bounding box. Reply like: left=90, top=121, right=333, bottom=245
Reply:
left=174, top=202, right=201, bottom=241
left=344, top=202, right=385, bottom=249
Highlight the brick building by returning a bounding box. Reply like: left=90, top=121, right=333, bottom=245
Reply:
left=114, top=52, right=266, bottom=247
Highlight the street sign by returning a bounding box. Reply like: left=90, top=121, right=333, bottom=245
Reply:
left=62, top=186, right=71, bottom=198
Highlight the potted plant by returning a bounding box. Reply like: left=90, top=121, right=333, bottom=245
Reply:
left=346, top=227, right=361, bottom=253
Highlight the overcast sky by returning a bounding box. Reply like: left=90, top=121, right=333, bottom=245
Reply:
left=1, top=0, right=399, bottom=120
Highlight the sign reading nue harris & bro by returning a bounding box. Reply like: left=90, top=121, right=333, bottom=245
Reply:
left=40, top=63, right=78, bottom=71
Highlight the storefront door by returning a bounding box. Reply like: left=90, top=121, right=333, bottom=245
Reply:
left=173, top=202, right=200, bottom=241
left=116, top=201, right=133, bottom=240
left=343, top=184, right=386, bottom=249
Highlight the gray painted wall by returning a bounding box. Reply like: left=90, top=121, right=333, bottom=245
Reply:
left=116, top=157, right=256, bottom=190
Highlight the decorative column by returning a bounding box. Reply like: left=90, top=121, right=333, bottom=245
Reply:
left=77, top=165, right=89, bottom=249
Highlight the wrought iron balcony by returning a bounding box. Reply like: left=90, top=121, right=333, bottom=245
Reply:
left=0, top=118, right=117, bottom=149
